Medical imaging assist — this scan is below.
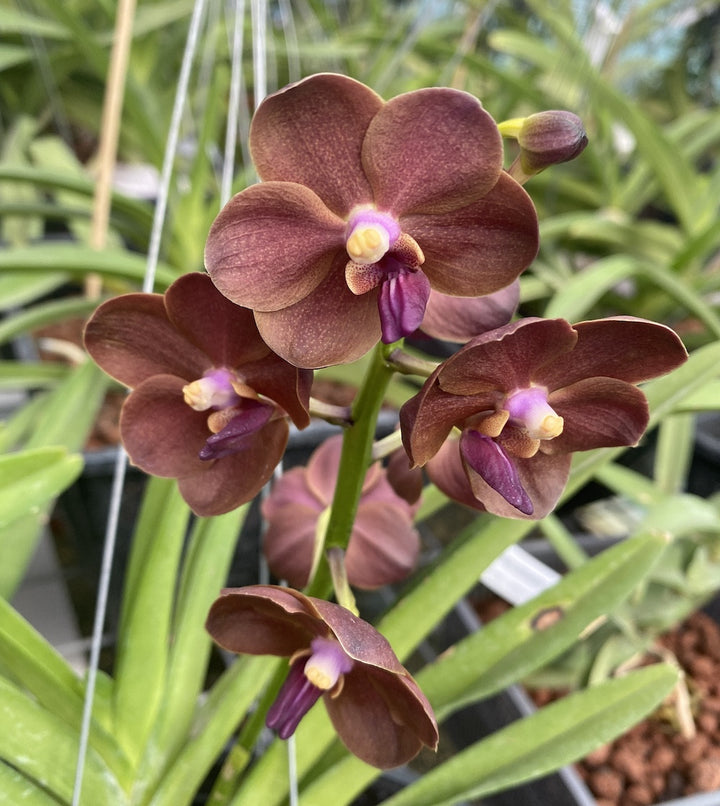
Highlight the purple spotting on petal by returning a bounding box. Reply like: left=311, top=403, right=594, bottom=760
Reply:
left=504, top=386, right=563, bottom=441
left=460, top=429, right=534, bottom=515
left=379, top=267, right=432, bottom=343
left=199, top=398, right=275, bottom=460
left=266, top=637, right=354, bottom=739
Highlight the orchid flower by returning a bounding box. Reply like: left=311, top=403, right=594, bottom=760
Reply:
left=400, top=317, right=687, bottom=519
left=84, top=273, right=312, bottom=516
left=206, top=585, right=438, bottom=768
left=205, top=73, right=538, bottom=368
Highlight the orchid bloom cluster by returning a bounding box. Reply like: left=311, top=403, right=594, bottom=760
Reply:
left=83, top=72, right=688, bottom=770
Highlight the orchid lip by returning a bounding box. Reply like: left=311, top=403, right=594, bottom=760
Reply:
left=266, top=637, right=353, bottom=740
left=199, top=398, right=275, bottom=460
left=460, top=429, right=534, bottom=515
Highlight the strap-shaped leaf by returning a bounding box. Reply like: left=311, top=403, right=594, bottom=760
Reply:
left=0, top=677, right=126, bottom=805
left=382, top=664, right=678, bottom=806
left=419, top=530, right=667, bottom=719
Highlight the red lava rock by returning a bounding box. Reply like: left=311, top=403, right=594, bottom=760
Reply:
left=590, top=767, right=624, bottom=800
left=574, top=608, right=720, bottom=805
left=585, top=743, right=612, bottom=767
left=612, top=747, right=647, bottom=783
left=625, top=783, right=654, bottom=805
left=690, top=757, right=720, bottom=791
left=648, top=744, right=675, bottom=773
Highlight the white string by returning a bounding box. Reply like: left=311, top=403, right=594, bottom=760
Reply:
left=71, top=446, right=127, bottom=806
left=221, top=0, right=247, bottom=206
left=71, top=2, right=210, bottom=803
left=144, top=0, right=210, bottom=294
left=250, top=0, right=267, bottom=109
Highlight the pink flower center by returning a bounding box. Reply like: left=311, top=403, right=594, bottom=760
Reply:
left=503, top=386, right=563, bottom=441
left=182, top=368, right=241, bottom=411
left=344, top=207, right=429, bottom=343
left=266, top=637, right=354, bottom=740
left=345, top=207, right=401, bottom=265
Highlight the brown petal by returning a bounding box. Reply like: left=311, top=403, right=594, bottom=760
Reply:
left=205, top=585, right=328, bottom=656
left=249, top=73, right=382, bottom=217
left=324, top=665, right=438, bottom=768
left=178, top=418, right=289, bottom=516
left=547, top=377, right=649, bottom=453
left=254, top=258, right=381, bottom=368
left=363, top=87, right=502, bottom=215
left=535, top=317, right=688, bottom=390
left=345, top=501, right=419, bottom=589
left=164, top=272, right=270, bottom=368
left=437, top=318, right=577, bottom=395
left=400, top=173, right=538, bottom=296
left=262, top=502, right=322, bottom=588
left=243, top=351, right=313, bottom=429
left=420, top=281, right=520, bottom=342
left=399, top=370, right=487, bottom=467
left=84, top=294, right=209, bottom=387
left=120, top=374, right=212, bottom=477
left=205, top=181, right=345, bottom=312
left=311, top=599, right=408, bottom=673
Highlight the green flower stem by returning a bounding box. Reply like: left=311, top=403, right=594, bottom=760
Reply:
left=305, top=340, right=397, bottom=599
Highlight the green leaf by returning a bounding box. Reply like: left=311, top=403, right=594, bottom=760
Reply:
left=0, top=598, right=132, bottom=787
left=0, top=446, right=82, bottom=528
left=543, top=255, right=638, bottom=321
left=0, top=244, right=178, bottom=290
left=0, top=295, right=104, bottom=346
left=112, top=479, right=191, bottom=763
left=381, top=664, right=678, bottom=806
left=0, top=760, right=60, bottom=805
left=147, top=656, right=281, bottom=806
left=147, top=506, right=249, bottom=760
left=418, top=530, right=668, bottom=720
left=0, top=272, right=69, bottom=310
left=0, top=677, right=126, bottom=805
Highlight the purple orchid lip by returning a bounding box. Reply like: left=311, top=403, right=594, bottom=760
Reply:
left=460, top=429, right=534, bottom=515
left=378, top=267, right=431, bottom=343
left=266, top=637, right=354, bottom=740
left=199, top=399, right=275, bottom=460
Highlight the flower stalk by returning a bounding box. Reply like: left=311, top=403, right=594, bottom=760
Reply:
left=305, top=340, right=397, bottom=597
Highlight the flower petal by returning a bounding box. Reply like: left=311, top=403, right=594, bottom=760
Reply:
left=242, top=352, right=313, bottom=429
left=120, top=374, right=212, bottom=477
left=164, top=272, right=269, bottom=368
left=400, top=370, right=491, bottom=467
left=324, top=665, right=438, bottom=768
left=400, top=172, right=539, bottom=296
left=547, top=377, right=650, bottom=453
left=363, top=87, right=502, bottom=215
left=249, top=73, right=382, bottom=216
left=254, top=259, right=381, bottom=368
left=205, top=181, right=345, bottom=312
left=205, top=585, right=327, bottom=656
left=437, top=318, right=577, bottom=395
left=535, top=317, right=688, bottom=390
left=346, top=501, right=419, bottom=589
left=84, top=294, right=208, bottom=387
left=121, top=375, right=288, bottom=515
left=262, top=502, right=323, bottom=588
left=420, top=281, right=520, bottom=343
